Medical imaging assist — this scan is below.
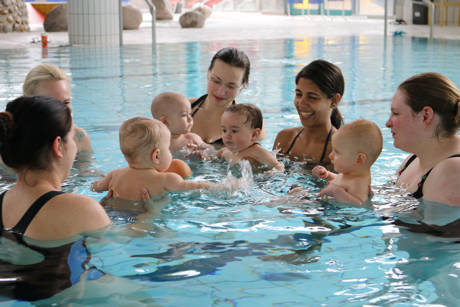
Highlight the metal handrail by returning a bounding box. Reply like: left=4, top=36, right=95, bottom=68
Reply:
left=144, top=0, right=157, bottom=46
left=421, top=0, right=434, bottom=39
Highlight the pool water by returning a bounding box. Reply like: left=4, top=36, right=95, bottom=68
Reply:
left=1, top=36, right=460, bottom=306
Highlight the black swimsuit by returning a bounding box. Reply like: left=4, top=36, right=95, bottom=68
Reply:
left=398, top=154, right=460, bottom=199
left=0, top=191, right=104, bottom=301
left=191, top=94, right=235, bottom=145
left=284, top=127, right=333, bottom=165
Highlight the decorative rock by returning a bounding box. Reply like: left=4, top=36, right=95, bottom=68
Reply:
left=6, top=15, right=12, bottom=23
left=152, top=0, right=173, bottom=20
left=193, top=5, right=212, bottom=19
left=179, top=11, right=205, bottom=28
left=44, top=4, right=67, bottom=32
left=3, top=22, right=12, bottom=32
left=123, top=5, right=142, bottom=30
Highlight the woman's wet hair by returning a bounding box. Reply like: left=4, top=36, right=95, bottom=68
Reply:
left=0, top=96, right=72, bottom=171
left=225, top=103, right=263, bottom=129
left=208, top=47, right=251, bottom=86
left=295, top=60, right=344, bottom=129
left=23, top=64, right=68, bottom=96
left=398, top=72, right=460, bottom=138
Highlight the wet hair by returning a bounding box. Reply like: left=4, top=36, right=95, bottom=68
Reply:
left=398, top=72, right=460, bottom=138
left=295, top=60, right=344, bottom=129
left=225, top=103, right=263, bottom=129
left=0, top=96, right=72, bottom=171
left=208, top=47, right=251, bottom=86
left=338, top=119, right=383, bottom=166
left=23, top=64, right=68, bottom=96
left=119, top=117, right=165, bottom=163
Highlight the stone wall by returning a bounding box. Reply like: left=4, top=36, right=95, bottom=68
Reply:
left=0, top=0, right=29, bottom=33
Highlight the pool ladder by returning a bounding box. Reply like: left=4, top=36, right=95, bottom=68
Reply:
left=144, top=0, right=157, bottom=47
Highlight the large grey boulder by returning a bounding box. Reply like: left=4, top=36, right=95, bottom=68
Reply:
left=179, top=11, right=205, bottom=28
left=152, top=0, right=173, bottom=20
left=123, top=5, right=142, bottom=30
left=43, top=4, right=67, bottom=32
left=193, top=4, right=212, bottom=19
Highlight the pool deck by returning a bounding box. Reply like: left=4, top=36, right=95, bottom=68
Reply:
left=1, top=11, right=460, bottom=49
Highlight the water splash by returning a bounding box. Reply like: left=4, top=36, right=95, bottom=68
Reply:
left=211, top=160, right=254, bottom=195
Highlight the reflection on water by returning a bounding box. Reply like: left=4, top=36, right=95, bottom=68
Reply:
left=1, top=36, right=460, bottom=305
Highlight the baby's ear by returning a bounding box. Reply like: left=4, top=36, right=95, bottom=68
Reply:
left=159, top=115, right=168, bottom=126
left=356, top=152, right=367, bottom=166
left=151, top=148, right=160, bottom=164
left=251, top=128, right=261, bottom=141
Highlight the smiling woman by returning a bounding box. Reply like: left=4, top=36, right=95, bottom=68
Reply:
left=273, top=59, right=344, bottom=168
left=190, top=47, right=251, bottom=145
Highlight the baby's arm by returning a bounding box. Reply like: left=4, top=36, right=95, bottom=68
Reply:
left=91, top=172, right=113, bottom=192
left=163, top=172, right=211, bottom=192
left=318, top=183, right=364, bottom=205
left=253, top=146, right=284, bottom=171
left=312, top=166, right=337, bottom=181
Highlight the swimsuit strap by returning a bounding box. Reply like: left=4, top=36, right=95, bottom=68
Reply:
left=408, top=154, right=460, bottom=199
left=191, top=94, right=236, bottom=118
left=0, top=191, right=5, bottom=230
left=318, top=126, right=333, bottom=164
left=191, top=94, right=208, bottom=117
left=285, top=128, right=304, bottom=155
left=398, top=154, right=417, bottom=176
left=11, top=191, right=64, bottom=234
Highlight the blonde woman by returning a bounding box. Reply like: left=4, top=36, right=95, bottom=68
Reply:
left=23, top=64, right=92, bottom=157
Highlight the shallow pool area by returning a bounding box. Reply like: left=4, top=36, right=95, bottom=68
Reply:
left=1, top=36, right=460, bottom=306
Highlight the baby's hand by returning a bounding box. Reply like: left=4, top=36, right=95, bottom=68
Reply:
left=91, top=181, right=103, bottom=192
left=318, top=182, right=342, bottom=198
left=312, top=165, right=328, bottom=179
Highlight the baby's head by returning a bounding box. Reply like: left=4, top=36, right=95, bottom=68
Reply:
left=330, top=119, right=382, bottom=172
left=221, top=103, right=262, bottom=152
left=119, top=117, right=172, bottom=171
left=151, top=92, right=193, bottom=136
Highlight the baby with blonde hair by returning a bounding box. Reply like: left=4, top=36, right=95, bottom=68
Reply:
left=312, top=119, right=383, bottom=204
left=92, top=117, right=213, bottom=201
left=151, top=92, right=212, bottom=154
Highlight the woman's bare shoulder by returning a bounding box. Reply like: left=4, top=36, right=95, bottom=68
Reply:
left=424, top=156, right=460, bottom=205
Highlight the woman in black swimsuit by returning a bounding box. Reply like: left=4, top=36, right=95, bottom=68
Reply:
left=273, top=60, right=344, bottom=168
left=387, top=72, right=460, bottom=205
left=0, top=96, right=110, bottom=300
left=190, top=47, right=251, bottom=145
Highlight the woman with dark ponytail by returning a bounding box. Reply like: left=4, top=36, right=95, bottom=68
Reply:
left=386, top=72, right=460, bottom=205
left=0, top=96, right=110, bottom=301
left=0, top=95, right=110, bottom=239
left=273, top=60, right=344, bottom=168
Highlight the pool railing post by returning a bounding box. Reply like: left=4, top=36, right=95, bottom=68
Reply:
left=384, top=0, right=388, bottom=38
left=421, top=0, right=434, bottom=39
left=119, top=0, right=123, bottom=46
left=144, top=0, right=157, bottom=48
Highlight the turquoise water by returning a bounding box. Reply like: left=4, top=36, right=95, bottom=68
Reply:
left=1, top=36, right=460, bottom=305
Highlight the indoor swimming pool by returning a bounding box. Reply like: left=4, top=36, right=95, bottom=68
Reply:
left=1, top=35, right=460, bottom=306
